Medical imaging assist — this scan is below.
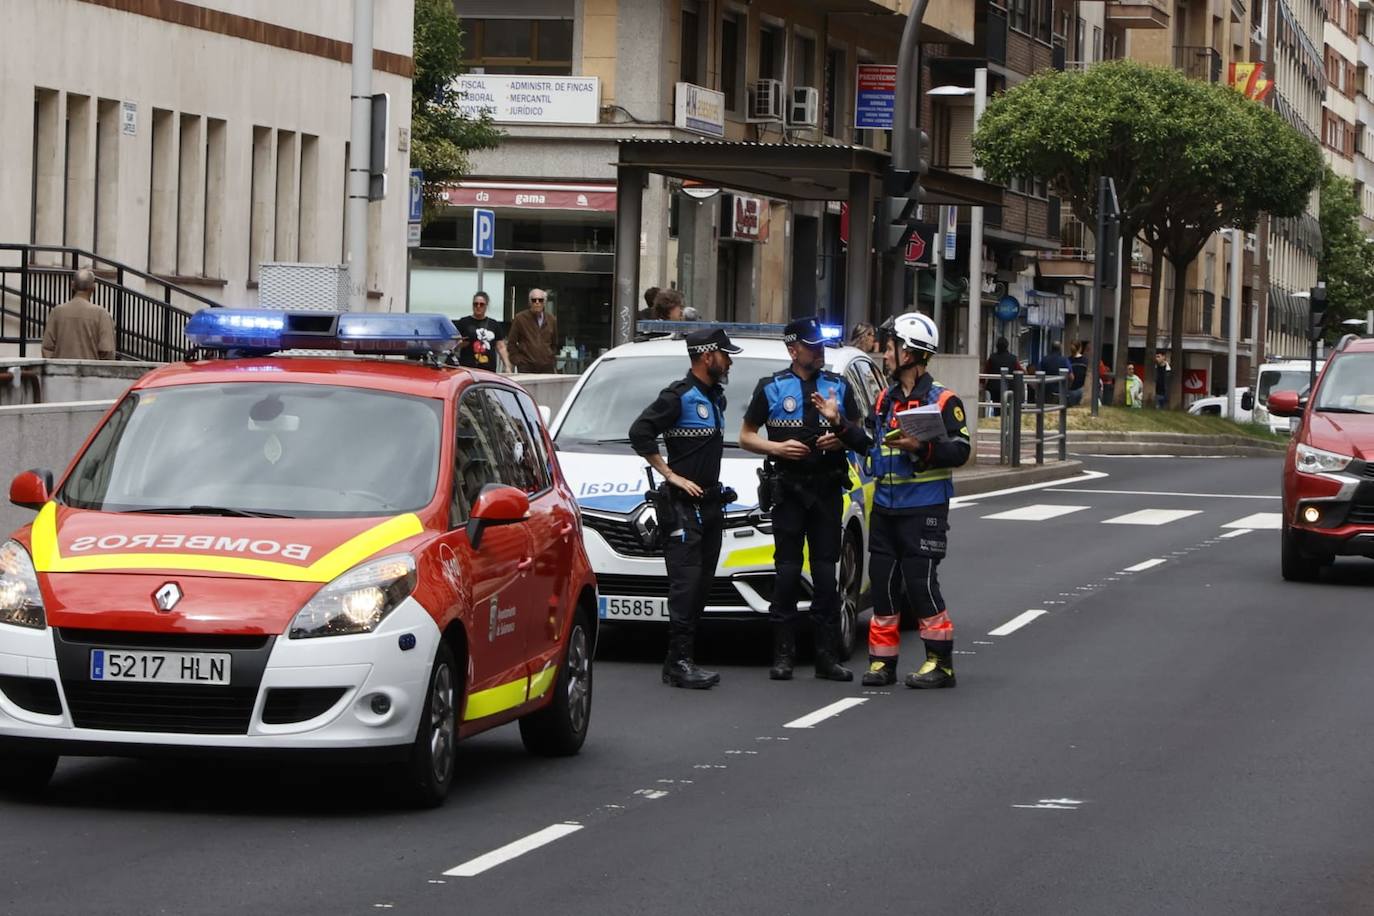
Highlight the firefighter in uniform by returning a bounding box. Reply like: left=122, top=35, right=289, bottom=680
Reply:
left=629, top=328, right=741, bottom=689
left=740, top=317, right=869, bottom=682
left=862, top=312, right=971, bottom=689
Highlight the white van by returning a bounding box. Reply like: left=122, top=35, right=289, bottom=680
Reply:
left=1252, top=359, right=1324, bottom=435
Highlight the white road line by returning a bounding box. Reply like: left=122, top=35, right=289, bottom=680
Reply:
left=948, top=469, right=1108, bottom=508
left=988, top=609, right=1048, bottom=636
left=1101, top=509, right=1204, bottom=526
left=981, top=504, right=1089, bottom=521
left=1122, top=558, right=1166, bottom=573
left=783, top=697, right=868, bottom=729
left=444, top=823, right=584, bottom=877
left=1224, top=512, right=1283, bottom=530
left=1048, top=487, right=1279, bottom=500
left=1219, top=528, right=1253, bottom=539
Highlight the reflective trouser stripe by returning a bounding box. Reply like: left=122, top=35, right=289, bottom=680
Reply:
left=869, top=614, right=901, bottom=657
left=919, top=609, right=954, bottom=641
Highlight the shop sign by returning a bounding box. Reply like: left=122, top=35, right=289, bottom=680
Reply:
left=454, top=75, right=600, bottom=125
left=855, top=64, right=897, bottom=130
left=1025, top=292, right=1066, bottom=329
left=905, top=222, right=937, bottom=266
left=1183, top=368, right=1209, bottom=395
left=675, top=83, right=726, bottom=138
left=439, top=183, right=617, bottom=212
left=727, top=195, right=768, bottom=242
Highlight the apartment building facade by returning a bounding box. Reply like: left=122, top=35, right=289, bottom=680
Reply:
left=1356, top=0, right=1374, bottom=234
left=0, top=0, right=416, bottom=320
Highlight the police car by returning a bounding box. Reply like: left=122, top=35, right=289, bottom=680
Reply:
left=551, top=322, right=886, bottom=658
left=0, top=310, right=597, bottom=805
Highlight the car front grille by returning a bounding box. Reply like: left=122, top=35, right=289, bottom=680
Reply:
left=1347, top=502, right=1374, bottom=525
left=597, top=574, right=748, bottom=607
left=0, top=675, right=63, bottom=715
left=53, top=628, right=273, bottom=736
left=583, top=514, right=659, bottom=557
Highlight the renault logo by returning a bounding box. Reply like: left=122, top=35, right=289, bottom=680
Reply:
left=632, top=505, right=659, bottom=547
left=153, top=582, right=182, bottom=613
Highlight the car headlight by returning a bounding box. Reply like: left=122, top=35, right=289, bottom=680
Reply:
left=1295, top=443, right=1353, bottom=475
left=0, top=540, right=46, bottom=629
left=289, top=554, right=416, bottom=639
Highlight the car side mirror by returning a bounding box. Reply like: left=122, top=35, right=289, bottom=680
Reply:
left=466, top=483, right=529, bottom=549
left=1240, top=391, right=1254, bottom=411
left=9, top=469, right=53, bottom=510
left=1268, top=390, right=1301, bottom=417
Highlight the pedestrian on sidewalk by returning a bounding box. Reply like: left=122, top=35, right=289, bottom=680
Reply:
left=652, top=288, right=685, bottom=321
left=861, top=312, right=970, bottom=690
left=1066, top=343, right=1089, bottom=407
left=848, top=322, right=878, bottom=354
left=454, top=291, right=509, bottom=372
left=1153, top=350, right=1171, bottom=409
left=1126, top=364, right=1144, bottom=408
left=984, top=336, right=1021, bottom=416
left=506, top=288, right=559, bottom=373
left=1040, top=342, right=1070, bottom=404
left=41, top=269, right=115, bottom=360
left=638, top=286, right=659, bottom=322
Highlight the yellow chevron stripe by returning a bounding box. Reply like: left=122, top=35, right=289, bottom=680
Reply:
left=28, top=502, right=424, bottom=583
left=464, top=675, right=529, bottom=720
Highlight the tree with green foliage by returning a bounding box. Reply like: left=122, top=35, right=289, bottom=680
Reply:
left=411, top=0, right=502, bottom=224
left=1149, top=84, right=1320, bottom=406
left=1319, top=167, right=1374, bottom=340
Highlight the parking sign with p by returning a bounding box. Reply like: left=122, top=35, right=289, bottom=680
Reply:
left=473, top=208, right=495, bottom=259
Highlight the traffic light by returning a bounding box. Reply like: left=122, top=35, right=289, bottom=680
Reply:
left=882, top=130, right=930, bottom=253
left=1308, top=283, right=1329, bottom=342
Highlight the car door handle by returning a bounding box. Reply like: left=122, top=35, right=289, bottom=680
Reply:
left=517, top=557, right=534, bottom=571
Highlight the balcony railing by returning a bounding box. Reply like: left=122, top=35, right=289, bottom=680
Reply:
left=1105, top=0, right=1171, bottom=29
left=1174, top=46, right=1223, bottom=83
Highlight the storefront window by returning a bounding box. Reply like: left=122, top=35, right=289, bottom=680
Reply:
left=461, top=19, right=573, bottom=75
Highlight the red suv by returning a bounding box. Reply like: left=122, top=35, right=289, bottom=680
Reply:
left=0, top=311, right=596, bottom=805
left=1270, top=334, right=1374, bottom=581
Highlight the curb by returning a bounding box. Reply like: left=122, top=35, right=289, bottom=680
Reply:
left=953, top=460, right=1085, bottom=497
left=1069, top=442, right=1283, bottom=458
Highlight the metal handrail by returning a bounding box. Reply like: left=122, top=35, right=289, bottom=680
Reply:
left=0, top=243, right=222, bottom=360
left=976, top=368, right=1071, bottom=466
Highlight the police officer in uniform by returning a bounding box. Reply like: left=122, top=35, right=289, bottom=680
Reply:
left=862, top=312, right=970, bottom=689
left=629, top=328, right=741, bottom=689
left=740, top=317, right=869, bottom=682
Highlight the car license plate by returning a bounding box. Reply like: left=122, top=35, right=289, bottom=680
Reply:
left=90, top=649, right=231, bottom=685
left=598, top=595, right=669, bottom=621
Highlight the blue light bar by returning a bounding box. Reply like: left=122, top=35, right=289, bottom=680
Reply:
left=186, top=309, right=459, bottom=355
left=637, top=320, right=847, bottom=346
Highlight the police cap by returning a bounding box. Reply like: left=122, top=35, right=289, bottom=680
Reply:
left=783, top=316, right=826, bottom=347
left=685, top=327, right=742, bottom=355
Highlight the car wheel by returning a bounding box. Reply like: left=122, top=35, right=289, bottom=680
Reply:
left=400, top=641, right=459, bottom=808
left=0, top=752, right=57, bottom=795
left=837, top=531, right=862, bottom=661
left=519, top=613, right=593, bottom=757
left=1281, top=522, right=1322, bottom=583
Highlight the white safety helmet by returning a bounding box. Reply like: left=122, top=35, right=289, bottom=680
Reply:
left=890, top=311, right=939, bottom=357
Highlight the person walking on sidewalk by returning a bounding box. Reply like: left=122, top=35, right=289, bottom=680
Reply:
left=506, top=288, right=558, bottom=373
left=629, top=328, right=741, bottom=689
left=1153, top=350, right=1171, bottom=409
left=861, top=312, right=971, bottom=689
left=41, top=269, right=115, bottom=360
left=740, top=316, right=869, bottom=683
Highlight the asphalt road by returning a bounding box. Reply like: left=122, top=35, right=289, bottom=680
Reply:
left=5, top=455, right=1374, bottom=915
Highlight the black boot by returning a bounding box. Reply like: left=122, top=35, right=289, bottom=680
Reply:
left=861, top=657, right=897, bottom=687
left=769, top=622, right=796, bottom=680
left=662, top=634, right=720, bottom=689
left=812, top=619, right=853, bottom=682
left=904, top=649, right=955, bottom=689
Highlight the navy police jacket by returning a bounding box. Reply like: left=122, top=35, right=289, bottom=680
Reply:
left=629, top=373, right=726, bottom=489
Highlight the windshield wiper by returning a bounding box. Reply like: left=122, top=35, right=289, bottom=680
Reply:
left=121, top=505, right=294, bottom=519
left=594, top=437, right=634, bottom=444
left=1317, top=406, right=1374, bottom=414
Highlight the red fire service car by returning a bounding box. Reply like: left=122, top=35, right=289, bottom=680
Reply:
left=0, top=310, right=596, bottom=805
left=1270, top=333, right=1374, bottom=581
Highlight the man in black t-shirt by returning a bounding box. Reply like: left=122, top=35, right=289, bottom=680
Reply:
left=455, top=291, right=508, bottom=372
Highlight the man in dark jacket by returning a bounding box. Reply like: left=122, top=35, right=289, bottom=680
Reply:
left=506, top=288, right=559, bottom=373
left=984, top=336, right=1021, bottom=414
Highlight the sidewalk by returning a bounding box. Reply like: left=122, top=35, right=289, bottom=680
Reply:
left=953, top=459, right=1084, bottom=497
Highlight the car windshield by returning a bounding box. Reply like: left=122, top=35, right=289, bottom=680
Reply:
left=1257, top=369, right=1312, bottom=404
left=556, top=354, right=790, bottom=447
left=1315, top=352, right=1374, bottom=412
left=60, top=382, right=444, bottom=518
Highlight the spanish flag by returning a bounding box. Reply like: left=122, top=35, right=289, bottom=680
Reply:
left=1229, top=62, right=1274, bottom=101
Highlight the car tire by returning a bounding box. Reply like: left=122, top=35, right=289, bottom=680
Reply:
left=1281, top=522, right=1323, bottom=583
left=837, top=530, right=862, bottom=661
left=519, top=612, right=593, bottom=757
left=400, top=641, right=459, bottom=808
left=0, top=752, right=57, bottom=795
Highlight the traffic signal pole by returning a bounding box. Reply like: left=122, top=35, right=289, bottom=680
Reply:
left=883, top=0, right=928, bottom=320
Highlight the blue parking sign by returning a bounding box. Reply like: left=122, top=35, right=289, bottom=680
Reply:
left=473, top=208, right=495, bottom=259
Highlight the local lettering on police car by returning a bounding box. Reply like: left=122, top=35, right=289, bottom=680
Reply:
left=67, top=533, right=313, bottom=561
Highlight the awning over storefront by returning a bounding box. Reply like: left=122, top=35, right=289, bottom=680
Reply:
left=440, top=181, right=617, bottom=213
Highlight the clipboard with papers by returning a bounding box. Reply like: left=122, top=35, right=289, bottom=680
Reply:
left=889, top=403, right=948, bottom=443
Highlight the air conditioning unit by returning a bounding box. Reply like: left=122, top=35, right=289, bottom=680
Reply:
left=788, top=86, right=819, bottom=127
left=748, top=78, right=784, bottom=123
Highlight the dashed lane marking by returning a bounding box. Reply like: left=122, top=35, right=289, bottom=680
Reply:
left=1122, top=558, right=1166, bottom=573
left=1047, top=487, right=1278, bottom=500
left=1013, top=798, right=1086, bottom=810
left=980, top=504, right=1090, bottom=522
left=444, top=823, right=584, bottom=877
left=1224, top=512, right=1283, bottom=530
left=1101, top=509, right=1204, bottom=526
left=988, top=609, right=1048, bottom=636
left=783, top=697, right=868, bottom=729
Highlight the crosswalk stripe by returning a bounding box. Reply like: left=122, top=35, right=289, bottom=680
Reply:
left=1101, top=509, right=1203, bottom=526
left=980, top=504, right=1089, bottom=522
left=1223, top=512, right=1282, bottom=530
